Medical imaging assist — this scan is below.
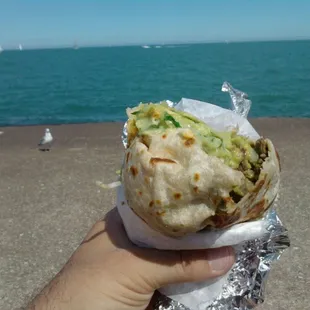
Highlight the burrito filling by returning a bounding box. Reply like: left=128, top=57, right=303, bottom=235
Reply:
left=126, top=102, right=269, bottom=204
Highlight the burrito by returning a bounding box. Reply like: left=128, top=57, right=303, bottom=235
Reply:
left=122, top=101, right=280, bottom=237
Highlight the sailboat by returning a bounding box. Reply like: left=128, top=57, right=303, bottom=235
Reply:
left=18, top=44, right=23, bottom=51
left=0, top=46, right=3, bottom=53
left=73, top=41, right=79, bottom=50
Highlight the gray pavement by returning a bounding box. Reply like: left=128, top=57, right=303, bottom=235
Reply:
left=0, top=119, right=309, bottom=310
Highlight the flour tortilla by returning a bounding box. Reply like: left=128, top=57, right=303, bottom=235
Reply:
left=123, top=128, right=280, bottom=237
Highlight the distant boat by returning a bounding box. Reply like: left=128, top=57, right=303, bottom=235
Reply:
left=155, top=46, right=162, bottom=48
left=18, top=44, right=23, bottom=51
left=0, top=46, right=3, bottom=53
left=142, top=45, right=151, bottom=49
left=73, top=41, right=79, bottom=50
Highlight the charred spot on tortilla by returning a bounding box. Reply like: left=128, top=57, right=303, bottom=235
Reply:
left=194, top=173, right=200, bottom=182
left=149, top=201, right=154, bottom=208
left=193, top=186, right=199, bottom=193
left=130, top=166, right=138, bottom=177
left=155, top=199, right=162, bottom=205
left=184, top=137, right=195, bottom=147
left=174, top=193, right=182, bottom=200
left=138, top=191, right=143, bottom=196
left=162, top=134, right=167, bottom=139
left=150, top=157, right=176, bottom=165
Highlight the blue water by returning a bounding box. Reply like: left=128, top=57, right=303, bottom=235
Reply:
left=1, top=40, right=310, bottom=126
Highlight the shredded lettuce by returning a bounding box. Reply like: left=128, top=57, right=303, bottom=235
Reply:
left=163, top=112, right=181, bottom=128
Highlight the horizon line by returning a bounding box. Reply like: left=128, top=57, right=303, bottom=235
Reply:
left=1, top=37, right=310, bottom=51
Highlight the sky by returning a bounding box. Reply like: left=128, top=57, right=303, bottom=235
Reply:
left=0, top=0, right=310, bottom=49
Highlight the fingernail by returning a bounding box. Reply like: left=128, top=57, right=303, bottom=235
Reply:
left=206, top=247, right=235, bottom=272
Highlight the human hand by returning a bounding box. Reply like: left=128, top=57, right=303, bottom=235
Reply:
left=27, top=208, right=234, bottom=310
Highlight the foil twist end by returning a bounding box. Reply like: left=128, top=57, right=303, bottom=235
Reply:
left=222, top=82, right=252, bottom=118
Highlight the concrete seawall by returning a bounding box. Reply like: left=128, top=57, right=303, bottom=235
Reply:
left=1, top=119, right=309, bottom=309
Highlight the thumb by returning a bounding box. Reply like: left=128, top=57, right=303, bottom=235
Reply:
left=134, top=246, right=235, bottom=289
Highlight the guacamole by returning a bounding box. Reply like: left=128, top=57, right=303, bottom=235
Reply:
left=127, top=101, right=269, bottom=199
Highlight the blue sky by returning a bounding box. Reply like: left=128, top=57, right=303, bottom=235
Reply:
left=0, top=0, right=310, bottom=49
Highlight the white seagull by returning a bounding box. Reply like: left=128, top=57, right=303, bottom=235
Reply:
left=38, top=128, right=53, bottom=151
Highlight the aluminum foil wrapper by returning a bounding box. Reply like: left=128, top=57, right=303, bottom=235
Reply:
left=221, top=82, right=252, bottom=118
left=121, top=82, right=290, bottom=309
left=152, top=208, right=289, bottom=310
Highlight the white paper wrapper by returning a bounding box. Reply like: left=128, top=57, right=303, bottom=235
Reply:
left=116, top=82, right=289, bottom=310
left=117, top=185, right=269, bottom=309
left=117, top=186, right=269, bottom=250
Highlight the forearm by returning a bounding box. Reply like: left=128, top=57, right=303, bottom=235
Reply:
left=25, top=264, right=116, bottom=310
left=26, top=269, right=73, bottom=310
left=27, top=290, right=60, bottom=310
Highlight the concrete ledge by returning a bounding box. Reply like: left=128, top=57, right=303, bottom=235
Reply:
left=0, top=119, right=309, bottom=309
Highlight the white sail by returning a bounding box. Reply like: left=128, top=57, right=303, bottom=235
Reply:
left=0, top=46, right=3, bottom=53
left=19, top=44, right=23, bottom=51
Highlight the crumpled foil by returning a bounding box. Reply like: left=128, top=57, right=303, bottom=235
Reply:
left=121, top=82, right=290, bottom=309
left=221, top=82, right=252, bottom=118
left=152, top=208, right=289, bottom=310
